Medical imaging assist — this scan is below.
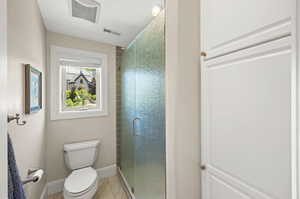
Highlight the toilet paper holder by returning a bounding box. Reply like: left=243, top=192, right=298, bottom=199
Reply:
left=22, top=168, right=44, bottom=185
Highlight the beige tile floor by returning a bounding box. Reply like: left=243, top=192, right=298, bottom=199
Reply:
left=48, top=175, right=128, bottom=199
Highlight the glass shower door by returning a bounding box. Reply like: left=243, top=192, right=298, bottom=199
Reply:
left=120, top=44, right=136, bottom=190
left=120, top=10, right=165, bottom=199
left=133, top=12, right=165, bottom=199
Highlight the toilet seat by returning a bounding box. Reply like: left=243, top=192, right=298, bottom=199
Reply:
left=64, top=167, right=98, bottom=197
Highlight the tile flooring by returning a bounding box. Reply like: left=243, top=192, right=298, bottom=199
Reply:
left=48, top=175, right=128, bottom=199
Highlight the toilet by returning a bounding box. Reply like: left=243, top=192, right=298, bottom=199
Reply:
left=63, top=140, right=100, bottom=199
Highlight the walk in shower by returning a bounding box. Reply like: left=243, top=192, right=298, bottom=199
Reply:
left=117, top=11, right=165, bottom=199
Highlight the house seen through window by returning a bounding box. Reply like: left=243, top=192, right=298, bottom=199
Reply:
left=61, top=64, right=101, bottom=111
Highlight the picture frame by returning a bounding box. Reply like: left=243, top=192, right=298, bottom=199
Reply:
left=25, top=64, right=42, bottom=114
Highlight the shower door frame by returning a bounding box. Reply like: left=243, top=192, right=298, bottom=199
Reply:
left=0, top=0, right=8, bottom=198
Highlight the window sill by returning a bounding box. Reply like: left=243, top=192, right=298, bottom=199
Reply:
left=50, top=109, right=108, bottom=121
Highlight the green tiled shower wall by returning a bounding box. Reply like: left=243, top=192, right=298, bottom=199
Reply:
left=117, top=11, right=165, bottom=199
left=116, top=46, right=123, bottom=167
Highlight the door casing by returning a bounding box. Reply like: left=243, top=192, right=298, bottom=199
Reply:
left=0, top=0, right=8, bottom=198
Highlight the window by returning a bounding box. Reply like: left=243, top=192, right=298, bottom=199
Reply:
left=50, top=46, right=108, bottom=120
left=61, top=64, right=99, bottom=111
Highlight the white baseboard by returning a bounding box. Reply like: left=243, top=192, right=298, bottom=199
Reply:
left=40, top=185, right=48, bottom=199
left=96, top=164, right=117, bottom=179
left=46, top=164, right=117, bottom=196
left=47, top=178, right=64, bottom=196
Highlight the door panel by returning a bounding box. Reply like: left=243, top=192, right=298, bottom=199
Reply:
left=202, top=37, right=293, bottom=199
left=202, top=0, right=292, bottom=58
left=120, top=12, right=165, bottom=199
left=120, top=43, right=136, bottom=190
left=134, top=12, right=165, bottom=199
left=209, top=175, right=251, bottom=199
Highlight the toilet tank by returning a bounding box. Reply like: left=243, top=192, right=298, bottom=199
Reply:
left=64, top=140, right=100, bottom=170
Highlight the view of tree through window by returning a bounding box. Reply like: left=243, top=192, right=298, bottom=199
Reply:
left=62, top=66, right=98, bottom=110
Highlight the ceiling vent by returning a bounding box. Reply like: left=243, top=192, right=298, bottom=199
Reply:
left=103, top=28, right=121, bottom=36
left=70, top=0, right=101, bottom=23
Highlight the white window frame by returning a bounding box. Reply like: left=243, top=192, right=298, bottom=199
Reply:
left=50, top=45, right=108, bottom=120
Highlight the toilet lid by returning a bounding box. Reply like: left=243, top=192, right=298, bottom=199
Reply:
left=64, top=167, right=97, bottom=194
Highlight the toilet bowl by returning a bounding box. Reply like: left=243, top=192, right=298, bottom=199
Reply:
left=63, top=140, right=100, bottom=199
left=63, top=167, right=98, bottom=199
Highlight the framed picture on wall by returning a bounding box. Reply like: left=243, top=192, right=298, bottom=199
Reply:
left=25, top=64, right=42, bottom=114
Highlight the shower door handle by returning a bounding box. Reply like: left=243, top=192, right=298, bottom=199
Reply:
left=132, top=117, right=141, bottom=136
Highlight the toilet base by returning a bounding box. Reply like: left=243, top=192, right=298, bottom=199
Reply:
left=63, top=180, right=98, bottom=199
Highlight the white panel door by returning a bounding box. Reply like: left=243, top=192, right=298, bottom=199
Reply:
left=201, top=0, right=292, bottom=59
left=0, top=0, right=7, bottom=198
left=201, top=37, right=295, bottom=199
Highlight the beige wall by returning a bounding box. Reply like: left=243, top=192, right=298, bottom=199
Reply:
left=166, top=0, right=201, bottom=198
left=46, top=32, right=116, bottom=182
left=7, top=0, right=47, bottom=198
